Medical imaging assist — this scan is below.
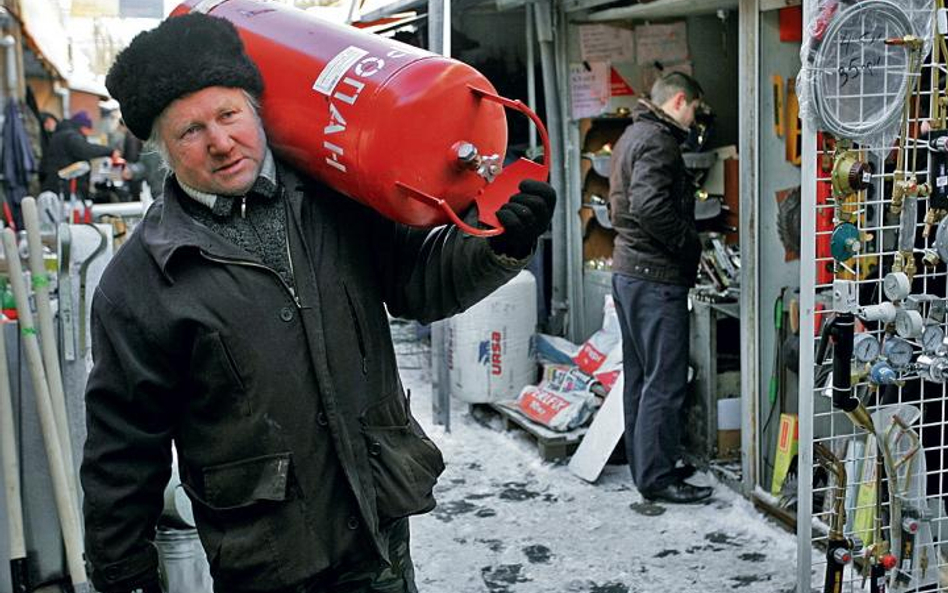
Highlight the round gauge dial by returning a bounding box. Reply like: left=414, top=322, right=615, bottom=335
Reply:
left=883, top=337, right=914, bottom=369
left=884, top=272, right=911, bottom=302
left=923, top=325, right=946, bottom=353
left=854, top=333, right=881, bottom=363
left=895, top=309, right=924, bottom=339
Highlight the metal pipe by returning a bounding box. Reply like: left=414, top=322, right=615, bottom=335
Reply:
left=534, top=0, right=570, bottom=336
left=90, top=201, right=149, bottom=218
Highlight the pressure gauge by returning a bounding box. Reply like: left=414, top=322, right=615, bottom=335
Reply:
left=870, top=361, right=900, bottom=386
left=883, top=337, right=914, bottom=370
left=854, top=333, right=881, bottom=363
left=884, top=272, right=912, bottom=301
left=859, top=302, right=897, bottom=323
left=917, top=355, right=948, bottom=383
left=923, top=325, right=946, bottom=353
left=895, top=309, right=925, bottom=339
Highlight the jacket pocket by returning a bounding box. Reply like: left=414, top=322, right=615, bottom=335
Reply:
left=343, top=283, right=368, bottom=375
left=203, top=453, right=291, bottom=510
left=361, top=395, right=445, bottom=522
left=190, top=331, right=251, bottom=418
left=190, top=453, right=303, bottom=590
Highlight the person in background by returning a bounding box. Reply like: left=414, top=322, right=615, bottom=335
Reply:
left=38, top=111, right=58, bottom=154
left=608, top=72, right=712, bottom=505
left=81, top=12, right=555, bottom=593
left=38, top=110, right=120, bottom=199
left=119, top=119, right=166, bottom=201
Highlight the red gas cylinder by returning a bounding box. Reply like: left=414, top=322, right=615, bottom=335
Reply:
left=172, top=0, right=549, bottom=235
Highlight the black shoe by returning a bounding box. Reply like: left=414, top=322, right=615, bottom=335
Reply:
left=672, top=463, right=698, bottom=480
left=641, top=480, right=713, bottom=504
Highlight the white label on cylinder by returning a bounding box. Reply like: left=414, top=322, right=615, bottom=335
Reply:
left=939, top=8, right=948, bottom=35
left=313, top=46, right=369, bottom=96
left=862, top=171, right=871, bottom=184
left=939, top=175, right=948, bottom=188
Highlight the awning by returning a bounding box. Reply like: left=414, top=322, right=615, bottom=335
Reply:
left=13, top=0, right=70, bottom=81
left=357, top=0, right=426, bottom=24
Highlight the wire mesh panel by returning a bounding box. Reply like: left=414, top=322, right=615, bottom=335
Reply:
left=798, top=0, right=948, bottom=591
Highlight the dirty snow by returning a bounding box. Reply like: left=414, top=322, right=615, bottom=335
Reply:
left=396, top=339, right=816, bottom=593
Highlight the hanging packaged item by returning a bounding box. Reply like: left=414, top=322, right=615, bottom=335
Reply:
left=797, top=0, right=933, bottom=149
left=448, top=271, right=537, bottom=403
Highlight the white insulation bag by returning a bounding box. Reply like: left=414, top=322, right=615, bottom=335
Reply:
left=448, top=270, right=537, bottom=403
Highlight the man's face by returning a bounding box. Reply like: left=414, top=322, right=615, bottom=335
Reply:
left=665, top=91, right=701, bottom=129
left=159, top=86, right=266, bottom=196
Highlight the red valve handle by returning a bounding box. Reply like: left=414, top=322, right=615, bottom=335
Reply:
left=400, top=86, right=551, bottom=237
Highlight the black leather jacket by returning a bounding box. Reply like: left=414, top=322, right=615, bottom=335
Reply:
left=608, top=101, right=700, bottom=286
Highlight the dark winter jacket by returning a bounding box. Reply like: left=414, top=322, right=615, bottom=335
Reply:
left=609, top=100, right=700, bottom=286
left=81, top=162, right=525, bottom=593
left=38, top=119, right=113, bottom=194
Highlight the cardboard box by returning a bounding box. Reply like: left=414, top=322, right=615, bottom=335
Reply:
left=717, top=429, right=741, bottom=459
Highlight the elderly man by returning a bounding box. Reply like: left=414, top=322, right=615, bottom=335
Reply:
left=81, top=13, right=554, bottom=593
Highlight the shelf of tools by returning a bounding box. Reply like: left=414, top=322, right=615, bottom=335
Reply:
left=797, top=0, right=948, bottom=590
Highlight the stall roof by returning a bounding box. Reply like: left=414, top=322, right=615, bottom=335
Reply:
left=13, top=0, right=69, bottom=80
left=356, top=0, right=493, bottom=24
left=358, top=0, right=426, bottom=23
left=581, top=0, right=738, bottom=22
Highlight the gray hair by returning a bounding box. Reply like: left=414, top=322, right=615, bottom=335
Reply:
left=144, top=89, right=262, bottom=172
left=650, top=72, right=704, bottom=106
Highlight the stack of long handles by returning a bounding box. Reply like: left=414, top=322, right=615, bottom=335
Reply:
left=1, top=196, right=89, bottom=591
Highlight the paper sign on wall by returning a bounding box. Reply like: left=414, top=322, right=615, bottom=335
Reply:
left=579, top=24, right=635, bottom=63
left=569, top=62, right=610, bottom=119
left=636, top=22, right=688, bottom=65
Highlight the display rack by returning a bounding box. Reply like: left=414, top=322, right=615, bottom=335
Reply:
left=799, top=0, right=948, bottom=590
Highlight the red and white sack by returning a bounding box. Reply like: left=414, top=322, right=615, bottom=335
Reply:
left=517, top=384, right=597, bottom=431
left=573, top=295, right=620, bottom=376
left=592, top=341, right=622, bottom=393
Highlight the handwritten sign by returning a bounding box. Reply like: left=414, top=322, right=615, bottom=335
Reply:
left=635, top=22, right=688, bottom=65
left=569, top=62, right=610, bottom=119
left=833, top=29, right=888, bottom=90
left=579, top=24, right=635, bottom=63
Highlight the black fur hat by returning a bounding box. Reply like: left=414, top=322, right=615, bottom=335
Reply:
left=106, top=13, right=264, bottom=140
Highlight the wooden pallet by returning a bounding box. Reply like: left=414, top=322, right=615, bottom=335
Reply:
left=469, top=401, right=588, bottom=462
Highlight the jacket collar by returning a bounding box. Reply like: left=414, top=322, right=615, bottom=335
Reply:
left=178, top=148, right=278, bottom=215
left=141, top=155, right=293, bottom=282
left=634, top=99, right=690, bottom=143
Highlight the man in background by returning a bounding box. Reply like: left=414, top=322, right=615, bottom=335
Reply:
left=609, top=72, right=712, bottom=505
left=38, top=110, right=120, bottom=199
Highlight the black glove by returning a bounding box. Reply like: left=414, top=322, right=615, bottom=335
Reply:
left=488, top=179, right=557, bottom=260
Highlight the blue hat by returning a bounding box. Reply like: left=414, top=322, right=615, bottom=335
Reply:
left=71, top=110, right=93, bottom=129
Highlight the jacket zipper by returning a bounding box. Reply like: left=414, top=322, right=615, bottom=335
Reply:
left=199, top=250, right=301, bottom=309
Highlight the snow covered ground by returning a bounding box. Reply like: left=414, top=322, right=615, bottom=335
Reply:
left=396, top=341, right=812, bottom=593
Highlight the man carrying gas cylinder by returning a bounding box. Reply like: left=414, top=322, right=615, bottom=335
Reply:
left=80, top=13, right=555, bottom=593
